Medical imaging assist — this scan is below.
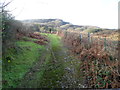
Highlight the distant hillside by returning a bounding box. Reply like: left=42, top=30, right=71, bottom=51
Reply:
left=22, top=19, right=70, bottom=27
left=21, top=19, right=117, bottom=33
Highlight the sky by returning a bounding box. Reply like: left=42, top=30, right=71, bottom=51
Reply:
left=2, top=0, right=119, bottom=29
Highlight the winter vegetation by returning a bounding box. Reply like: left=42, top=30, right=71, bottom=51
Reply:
left=1, top=0, right=120, bottom=89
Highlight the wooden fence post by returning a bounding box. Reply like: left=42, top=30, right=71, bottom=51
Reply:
left=79, top=34, right=82, bottom=42
left=88, top=32, right=91, bottom=43
left=104, top=37, right=107, bottom=51
left=64, top=31, right=67, bottom=38
left=87, top=32, right=91, bottom=48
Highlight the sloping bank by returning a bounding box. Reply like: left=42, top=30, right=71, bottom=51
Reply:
left=3, top=37, right=47, bottom=88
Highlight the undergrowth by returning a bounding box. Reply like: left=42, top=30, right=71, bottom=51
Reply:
left=57, top=31, right=120, bottom=88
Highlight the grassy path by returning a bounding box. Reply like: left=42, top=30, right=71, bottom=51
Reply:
left=18, top=33, right=84, bottom=88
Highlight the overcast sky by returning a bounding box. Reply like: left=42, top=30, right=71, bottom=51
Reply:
left=3, top=0, right=119, bottom=29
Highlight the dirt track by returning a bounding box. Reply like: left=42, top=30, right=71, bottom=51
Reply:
left=18, top=34, right=84, bottom=88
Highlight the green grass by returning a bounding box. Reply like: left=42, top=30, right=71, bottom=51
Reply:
left=41, top=33, right=61, bottom=51
left=3, top=33, right=64, bottom=88
left=40, top=33, right=83, bottom=88
left=38, top=54, right=64, bottom=88
left=18, top=48, right=52, bottom=88
left=38, top=33, right=65, bottom=88
left=3, top=40, right=46, bottom=88
left=3, top=33, right=83, bottom=88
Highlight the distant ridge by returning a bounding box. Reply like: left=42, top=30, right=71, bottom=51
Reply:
left=21, top=19, right=115, bottom=31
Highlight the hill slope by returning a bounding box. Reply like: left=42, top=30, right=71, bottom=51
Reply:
left=22, top=19, right=101, bottom=31
left=22, top=19, right=117, bottom=35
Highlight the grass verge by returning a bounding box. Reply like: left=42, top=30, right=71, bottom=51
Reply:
left=2, top=40, right=46, bottom=88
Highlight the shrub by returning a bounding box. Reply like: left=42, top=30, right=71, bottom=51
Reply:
left=84, top=28, right=103, bottom=33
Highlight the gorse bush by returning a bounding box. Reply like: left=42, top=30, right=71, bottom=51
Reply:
left=1, top=7, right=15, bottom=54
